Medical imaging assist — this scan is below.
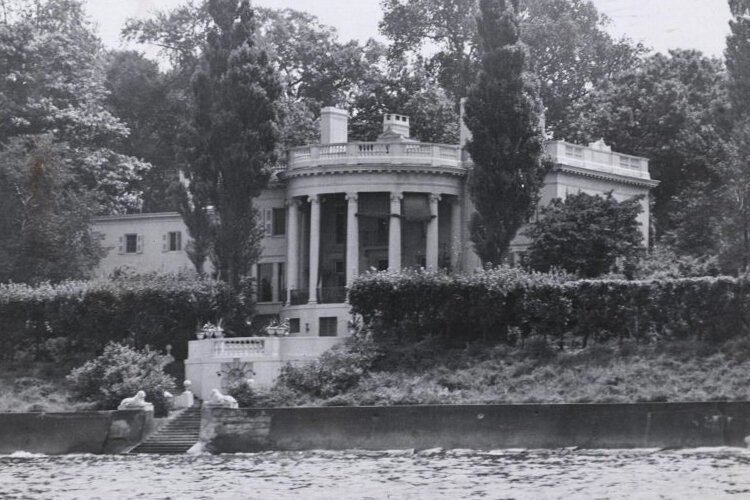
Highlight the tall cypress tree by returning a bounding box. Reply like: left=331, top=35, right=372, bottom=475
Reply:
left=181, top=0, right=281, bottom=289
left=464, top=0, right=547, bottom=266
left=722, top=0, right=750, bottom=271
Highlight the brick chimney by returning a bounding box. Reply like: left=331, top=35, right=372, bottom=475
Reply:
left=320, top=107, right=348, bottom=144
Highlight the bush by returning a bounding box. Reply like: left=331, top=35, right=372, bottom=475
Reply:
left=350, top=269, right=750, bottom=348
left=226, top=379, right=257, bottom=407
left=0, top=272, right=240, bottom=362
left=66, top=343, right=176, bottom=416
left=275, top=335, right=382, bottom=399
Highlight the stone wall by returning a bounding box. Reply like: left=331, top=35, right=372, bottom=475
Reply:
left=200, top=402, right=750, bottom=453
left=0, top=410, right=153, bottom=455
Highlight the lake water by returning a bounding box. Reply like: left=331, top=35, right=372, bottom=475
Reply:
left=2, top=448, right=750, bottom=499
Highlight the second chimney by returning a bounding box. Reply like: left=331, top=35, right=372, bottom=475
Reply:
left=320, top=107, right=348, bottom=144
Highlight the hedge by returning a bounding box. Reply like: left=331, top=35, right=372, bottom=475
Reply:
left=348, top=269, right=750, bottom=346
left=0, top=273, right=240, bottom=362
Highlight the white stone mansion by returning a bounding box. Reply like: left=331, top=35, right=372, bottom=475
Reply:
left=93, top=108, right=658, bottom=340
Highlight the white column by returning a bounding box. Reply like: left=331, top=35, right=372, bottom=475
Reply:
left=286, top=198, right=299, bottom=304
left=388, top=192, right=403, bottom=270
left=425, top=193, right=441, bottom=269
left=346, top=192, right=359, bottom=286
left=451, top=197, right=462, bottom=271
left=308, top=195, right=321, bottom=304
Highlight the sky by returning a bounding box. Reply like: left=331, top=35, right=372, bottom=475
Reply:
left=84, top=0, right=733, bottom=59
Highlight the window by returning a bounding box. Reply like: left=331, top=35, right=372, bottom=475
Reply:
left=165, top=231, right=182, bottom=251
left=257, top=263, right=273, bottom=303
left=272, top=208, right=286, bottom=236
left=319, top=317, right=338, bottom=337
left=124, top=234, right=138, bottom=253
left=289, top=318, right=300, bottom=334
left=277, top=262, right=285, bottom=303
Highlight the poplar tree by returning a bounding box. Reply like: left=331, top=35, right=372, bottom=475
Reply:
left=181, top=0, right=281, bottom=289
left=464, top=0, right=547, bottom=265
left=721, top=0, right=750, bottom=271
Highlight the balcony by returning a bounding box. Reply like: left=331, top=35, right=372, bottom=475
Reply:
left=285, top=142, right=463, bottom=171
left=545, top=140, right=653, bottom=181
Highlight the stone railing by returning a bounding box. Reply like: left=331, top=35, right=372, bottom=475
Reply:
left=544, top=140, right=653, bottom=180
left=286, top=142, right=463, bottom=170
left=188, top=336, right=342, bottom=360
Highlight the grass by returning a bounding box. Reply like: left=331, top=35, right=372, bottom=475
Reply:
left=269, top=336, right=750, bottom=407
left=0, top=360, right=85, bottom=412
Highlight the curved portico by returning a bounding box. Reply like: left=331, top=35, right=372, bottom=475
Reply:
left=280, top=143, right=467, bottom=309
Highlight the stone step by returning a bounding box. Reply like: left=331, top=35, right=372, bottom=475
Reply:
left=130, top=405, right=202, bottom=454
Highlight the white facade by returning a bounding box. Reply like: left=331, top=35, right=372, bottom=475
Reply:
left=92, top=109, right=658, bottom=347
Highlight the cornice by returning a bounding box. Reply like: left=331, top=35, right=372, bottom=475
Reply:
left=552, top=163, right=660, bottom=188
left=279, top=164, right=469, bottom=180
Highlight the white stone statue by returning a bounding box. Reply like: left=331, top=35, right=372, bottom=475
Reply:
left=207, top=388, right=238, bottom=409
left=174, top=380, right=195, bottom=409
left=117, top=390, right=154, bottom=411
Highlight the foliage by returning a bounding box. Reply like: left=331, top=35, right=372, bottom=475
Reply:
left=226, top=378, right=256, bottom=407
left=719, top=2, right=750, bottom=273
left=379, top=0, right=644, bottom=128
left=67, top=343, right=176, bottom=416
left=103, top=51, right=189, bottom=213
left=634, top=245, right=719, bottom=280
left=464, top=0, right=547, bottom=265
left=0, top=272, right=236, bottom=363
left=0, top=0, right=150, bottom=214
left=178, top=0, right=281, bottom=292
left=0, top=135, right=104, bottom=283
left=267, top=339, right=750, bottom=406
left=563, top=50, right=730, bottom=246
left=526, top=192, right=644, bottom=278
left=275, top=335, right=382, bottom=399
left=349, top=269, right=750, bottom=348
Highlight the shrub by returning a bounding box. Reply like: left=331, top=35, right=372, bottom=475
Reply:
left=226, top=379, right=257, bottom=408
left=66, top=343, right=176, bottom=416
left=0, top=272, right=240, bottom=362
left=275, top=335, right=382, bottom=399
left=350, top=269, right=750, bottom=348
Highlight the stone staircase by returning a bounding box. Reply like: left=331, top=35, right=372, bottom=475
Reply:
left=131, top=405, right=201, bottom=454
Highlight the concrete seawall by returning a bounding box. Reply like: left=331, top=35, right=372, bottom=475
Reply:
left=0, top=410, right=153, bottom=455
left=201, top=402, right=750, bottom=453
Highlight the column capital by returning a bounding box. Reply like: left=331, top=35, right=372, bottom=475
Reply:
left=307, top=195, right=320, bottom=204
left=429, top=193, right=442, bottom=203
left=286, top=197, right=301, bottom=208
left=345, top=192, right=359, bottom=202
left=390, top=192, right=403, bottom=202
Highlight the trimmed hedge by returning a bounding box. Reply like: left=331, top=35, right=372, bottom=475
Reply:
left=349, top=269, right=750, bottom=346
left=0, top=273, right=238, bottom=362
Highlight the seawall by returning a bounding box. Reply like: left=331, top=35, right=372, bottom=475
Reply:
left=0, top=410, right=153, bottom=455
left=201, top=402, right=750, bottom=453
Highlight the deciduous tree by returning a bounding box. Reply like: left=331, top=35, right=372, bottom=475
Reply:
left=526, top=192, right=644, bottom=278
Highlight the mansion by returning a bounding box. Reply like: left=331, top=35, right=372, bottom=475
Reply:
left=93, top=108, right=658, bottom=341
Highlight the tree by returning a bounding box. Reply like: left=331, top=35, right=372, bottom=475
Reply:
left=720, top=0, right=750, bottom=272
left=526, top=192, right=644, bottom=278
left=379, top=0, right=644, bottom=133
left=0, top=0, right=149, bottom=214
left=104, top=51, right=191, bottom=212
left=564, top=50, right=731, bottom=249
left=463, top=0, right=547, bottom=266
left=181, top=0, right=281, bottom=290
left=0, top=135, right=103, bottom=283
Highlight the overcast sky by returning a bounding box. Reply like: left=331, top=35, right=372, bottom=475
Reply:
left=84, top=0, right=732, bottom=59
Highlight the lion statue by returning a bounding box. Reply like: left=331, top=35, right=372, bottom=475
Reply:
left=118, top=390, right=153, bottom=411
left=208, top=389, right=238, bottom=409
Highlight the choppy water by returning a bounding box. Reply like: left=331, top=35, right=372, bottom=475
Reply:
left=1, top=448, right=750, bottom=499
